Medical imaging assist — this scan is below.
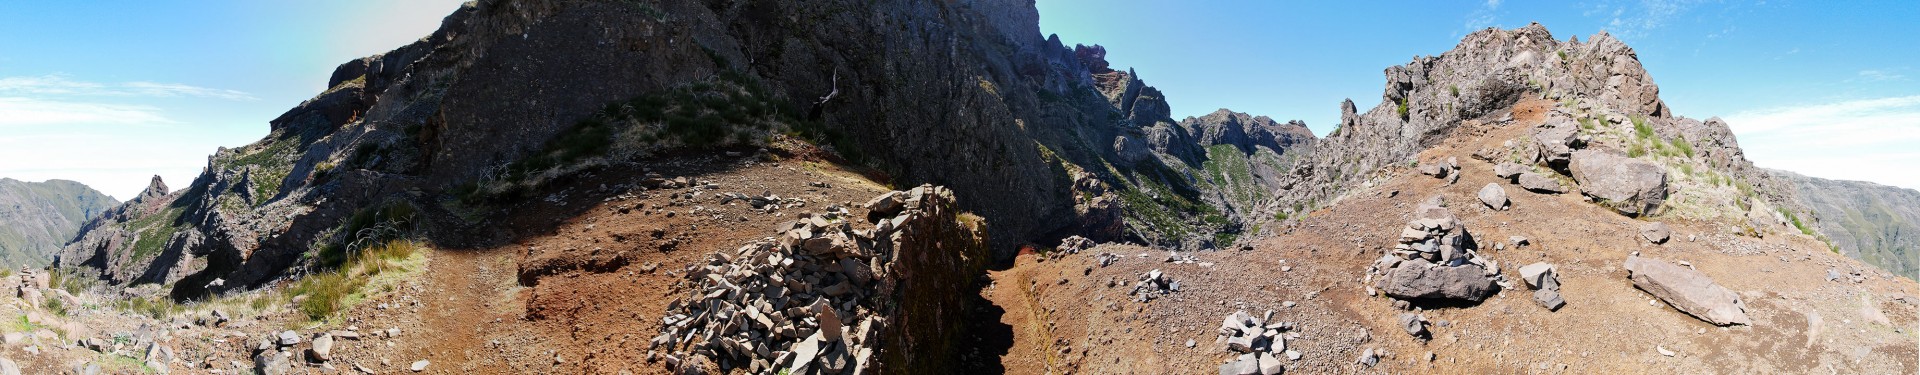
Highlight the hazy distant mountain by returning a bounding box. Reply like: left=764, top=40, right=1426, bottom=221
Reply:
left=0, top=178, right=118, bottom=267
left=1778, top=171, right=1920, bottom=280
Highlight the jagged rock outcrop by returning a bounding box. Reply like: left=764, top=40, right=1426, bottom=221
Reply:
left=1178, top=109, right=1316, bottom=156
left=0, top=178, right=118, bottom=267
left=1262, top=24, right=1673, bottom=221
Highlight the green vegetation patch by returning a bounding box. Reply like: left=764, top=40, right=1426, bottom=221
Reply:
left=128, top=206, right=186, bottom=262
left=462, top=72, right=844, bottom=204
left=294, top=239, right=422, bottom=321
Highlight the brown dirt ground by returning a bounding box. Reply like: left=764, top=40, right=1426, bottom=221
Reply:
left=323, top=152, right=896, bottom=374
left=979, top=98, right=1920, bottom=374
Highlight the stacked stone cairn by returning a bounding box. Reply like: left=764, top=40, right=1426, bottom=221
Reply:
left=1368, top=197, right=1505, bottom=303
left=651, top=185, right=960, bottom=374
left=1214, top=310, right=1295, bottom=375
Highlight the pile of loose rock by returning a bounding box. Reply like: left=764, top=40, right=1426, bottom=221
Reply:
left=652, top=185, right=964, bottom=374
left=1214, top=310, right=1297, bottom=375
left=1519, top=262, right=1566, bottom=311
left=1419, top=157, right=1462, bottom=185
left=1368, top=198, right=1504, bottom=303
left=1127, top=269, right=1179, bottom=302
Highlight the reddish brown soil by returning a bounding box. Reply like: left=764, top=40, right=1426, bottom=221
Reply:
left=980, top=98, right=1919, bottom=374
left=314, top=151, right=894, bottom=374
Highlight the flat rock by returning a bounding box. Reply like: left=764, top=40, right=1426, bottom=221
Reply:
left=1516, top=172, right=1566, bottom=194
left=1494, top=162, right=1529, bottom=180
left=1381, top=259, right=1498, bottom=302
left=1257, top=352, right=1284, bottom=375
left=1641, top=222, right=1671, bottom=244
left=410, top=360, right=429, bottom=372
left=1518, top=262, right=1557, bottom=290
left=1624, top=256, right=1751, bottom=325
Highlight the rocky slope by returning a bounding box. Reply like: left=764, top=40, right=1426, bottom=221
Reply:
left=0, top=178, right=117, bottom=267
left=35, top=2, right=1919, bottom=374
left=1777, top=170, right=1920, bottom=280
left=1257, top=24, right=1811, bottom=231
left=59, top=0, right=1326, bottom=303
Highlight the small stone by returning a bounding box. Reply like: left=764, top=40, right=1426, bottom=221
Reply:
left=410, top=360, right=430, bottom=372
left=277, top=331, right=300, bottom=346
left=1656, top=345, right=1675, bottom=357
left=309, top=333, right=334, bottom=362
left=1285, top=350, right=1302, bottom=361
left=1399, top=313, right=1428, bottom=338
left=1186, top=339, right=1196, bottom=348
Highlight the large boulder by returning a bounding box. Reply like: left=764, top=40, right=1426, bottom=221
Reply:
left=1380, top=258, right=1498, bottom=302
left=1569, top=150, right=1667, bottom=217
left=1623, top=256, right=1751, bottom=326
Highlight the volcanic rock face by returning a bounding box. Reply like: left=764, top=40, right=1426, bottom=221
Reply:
left=60, top=0, right=1236, bottom=296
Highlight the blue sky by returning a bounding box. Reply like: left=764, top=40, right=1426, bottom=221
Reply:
left=0, top=0, right=465, bottom=199
left=1039, top=0, right=1919, bottom=189
left=0, top=1, right=1914, bottom=199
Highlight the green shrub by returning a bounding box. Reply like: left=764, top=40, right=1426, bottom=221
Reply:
left=1449, top=85, right=1459, bottom=97
left=1670, top=137, right=1695, bottom=158
left=1396, top=97, right=1409, bottom=119
left=294, top=239, right=420, bottom=321
left=1632, top=116, right=1653, bottom=140
left=1627, top=142, right=1647, bottom=158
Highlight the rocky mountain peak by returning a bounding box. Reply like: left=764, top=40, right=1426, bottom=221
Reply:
left=139, top=175, right=168, bottom=201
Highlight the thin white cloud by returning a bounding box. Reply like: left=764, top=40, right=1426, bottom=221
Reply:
left=0, top=74, right=256, bottom=101
left=1461, top=0, right=1503, bottom=33
left=1603, top=0, right=1708, bottom=38
left=1725, top=95, right=1920, bottom=190
left=1856, top=69, right=1907, bottom=82
left=0, top=97, right=174, bottom=126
